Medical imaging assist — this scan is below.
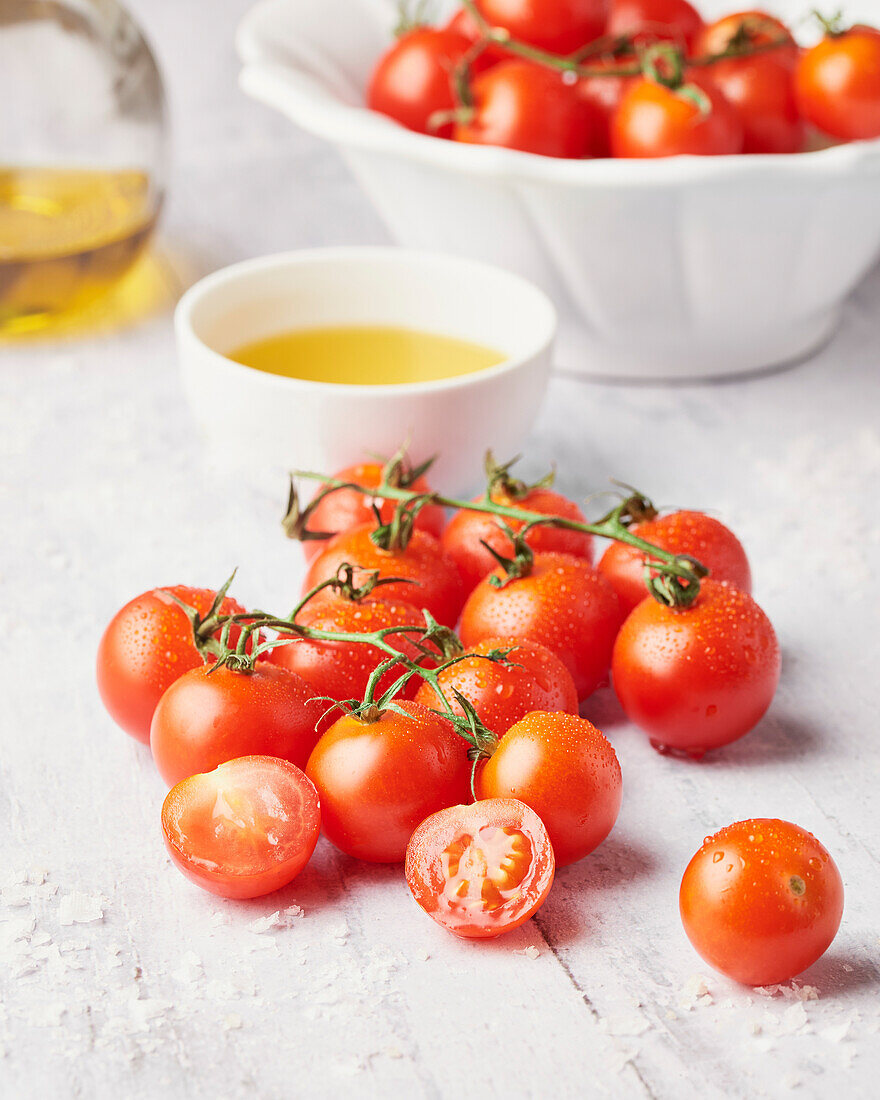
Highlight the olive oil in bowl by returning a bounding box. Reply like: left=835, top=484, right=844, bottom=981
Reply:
left=229, top=325, right=505, bottom=386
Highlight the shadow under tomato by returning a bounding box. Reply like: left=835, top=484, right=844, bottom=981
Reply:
left=798, top=951, right=880, bottom=999
left=579, top=686, right=629, bottom=732
left=560, top=834, right=659, bottom=892
left=698, top=710, right=826, bottom=769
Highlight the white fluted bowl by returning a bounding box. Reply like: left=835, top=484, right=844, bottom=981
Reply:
left=237, top=0, right=880, bottom=380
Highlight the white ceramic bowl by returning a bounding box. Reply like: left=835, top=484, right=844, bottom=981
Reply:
left=174, top=247, right=556, bottom=493
left=237, top=0, right=880, bottom=380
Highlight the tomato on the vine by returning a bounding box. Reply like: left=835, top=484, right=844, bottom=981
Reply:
left=162, top=756, right=321, bottom=899
left=305, top=700, right=471, bottom=863
left=598, top=510, right=751, bottom=618
left=606, top=0, right=705, bottom=53
left=477, top=711, right=621, bottom=865
left=795, top=24, right=880, bottom=141
left=612, top=578, right=780, bottom=755
left=460, top=552, right=624, bottom=699
left=96, top=586, right=247, bottom=745
left=680, top=819, right=844, bottom=985
left=406, top=798, right=555, bottom=938
left=694, top=10, right=797, bottom=64
left=577, top=53, right=640, bottom=157
left=150, top=663, right=325, bottom=787
left=302, top=525, right=465, bottom=627
left=474, top=0, right=608, bottom=55
left=415, top=637, right=578, bottom=735
left=445, top=7, right=510, bottom=65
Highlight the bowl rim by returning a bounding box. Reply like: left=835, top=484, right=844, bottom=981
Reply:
left=237, top=0, right=880, bottom=189
left=174, top=246, right=557, bottom=397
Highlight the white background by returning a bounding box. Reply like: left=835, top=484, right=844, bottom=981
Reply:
left=2, top=2, right=879, bottom=1097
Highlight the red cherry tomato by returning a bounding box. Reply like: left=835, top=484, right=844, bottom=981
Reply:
left=150, top=664, right=325, bottom=787
left=305, top=700, right=471, bottom=862
left=680, top=819, right=844, bottom=985
left=460, top=552, right=624, bottom=699
left=577, top=53, right=640, bottom=157
left=695, top=10, right=797, bottom=64
left=445, top=7, right=510, bottom=65
left=611, top=71, right=744, bottom=157
left=367, top=28, right=488, bottom=137
left=612, top=578, right=780, bottom=756
left=162, top=756, right=321, bottom=900
left=405, top=798, right=555, bottom=938
left=456, top=60, right=594, bottom=158
left=415, top=637, right=578, bottom=735
left=598, top=510, right=751, bottom=618
left=705, top=52, right=804, bottom=154
left=475, top=0, right=608, bottom=55
left=442, top=488, right=593, bottom=594
left=96, top=586, right=247, bottom=745
left=477, top=711, right=621, bottom=865
left=795, top=24, right=880, bottom=141
left=302, top=461, right=445, bottom=561
left=607, top=0, right=704, bottom=53
left=302, top=525, right=465, bottom=627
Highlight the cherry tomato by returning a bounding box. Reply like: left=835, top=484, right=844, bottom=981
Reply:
left=607, top=0, right=704, bottom=53
left=367, top=28, right=487, bottom=137
left=577, top=53, right=640, bottom=157
left=302, top=525, right=465, bottom=627
left=302, top=461, right=445, bottom=561
left=306, top=700, right=471, bottom=862
left=694, top=10, right=797, bottom=64
left=415, top=637, right=578, bottom=735
left=477, top=711, right=621, bottom=865
left=795, top=24, right=880, bottom=142
left=150, top=664, right=325, bottom=787
left=598, top=510, right=751, bottom=618
left=405, top=798, right=555, bottom=938
left=474, top=0, right=608, bottom=55
left=456, top=60, right=594, bottom=158
left=446, top=7, right=510, bottom=65
left=611, top=72, right=744, bottom=157
left=441, top=488, right=593, bottom=594
left=612, top=578, right=780, bottom=755
left=460, top=552, right=624, bottom=699
left=162, top=756, right=321, bottom=900
left=680, top=819, right=844, bottom=985
left=704, top=52, right=804, bottom=154
left=96, top=586, right=247, bottom=745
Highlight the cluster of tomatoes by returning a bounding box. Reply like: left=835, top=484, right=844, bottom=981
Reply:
left=96, top=450, right=843, bottom=984
left=366, top=1, right=880, bottom=158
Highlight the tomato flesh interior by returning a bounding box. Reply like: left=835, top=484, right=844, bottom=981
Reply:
left=442, top=825, right=533, bottom=915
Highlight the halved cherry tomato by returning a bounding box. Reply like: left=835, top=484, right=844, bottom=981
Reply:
left=306, top=700, right=471, bottom=862
left=97, top=586, right=247, bottom=744
left=405, top=798, right=555, bottom=938
left=606, top=0, right=705, bottom=52
left=612, top=578, right=780, bottom=755
left=598, top=510, right=751, bottom=618
left=302, top=525, right=465, bottom=627
left=795, top=24, right=880, bottom=141
left=162, top=756, right=321, bottom=899
left=441, top=487, right=593, bottom=594
left=150, top=663, right=325, bottom=787
left=680, top=819, right=844, bottom=985
left=460, top=552, right=624, bottom=699
left=302, top=461, right=445, bottom=561
left=415, top=637, right=578, bottom=735
left=477, top=711, right=621, bottom=864
left=475, top=0, right=608, bottom=55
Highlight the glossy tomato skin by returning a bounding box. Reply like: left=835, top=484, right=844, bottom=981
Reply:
left=460, top=552, right=624, bottom=699
left=607, top=0, right=704, bottom=52
left=475, top=0, right=608, bottom=55
left=306, top=700, right=471, bottom=863
left=611, top=73, right=744, bottom=157
left=442, top=488, right=593, bottom=594
left=162, top=756, right=321, bottom=899
left=680, top=819, right=844, bottom=985
left=302, top=525, right=465, bottom=627
left=415, top=637, right=578, bottom=735
left=705, top=53, right=804, bottom=154
left=367, top=29, right=487, bottom=137
left=456, top=61, right=594, bottom=158
left=150, top=664, right=326, bottom=787
left=577, top=55, right=639, bottom=157
left=477, top=711, right=621, bottom=865
left=406, top=798, right=555, bottom=938
left=598, top=510, right=752, bottom=618
left=612, top=579, right=780, bottom=755
left=96, top=586, right=247, bottom=744
left=694, top=10, right=797, bottom=63
left=795, top=26, right=880, bottom=141
left=303, top=462, right=445, bottom=561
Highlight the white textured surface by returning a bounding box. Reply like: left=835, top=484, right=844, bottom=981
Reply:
left=2, top=2, right=880, bottom=1097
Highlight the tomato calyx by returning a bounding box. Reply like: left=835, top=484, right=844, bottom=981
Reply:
left=484, top=450, right=555, bottom=502
left=394, top=0, right=434, bottom=37
left=641, top=42, right=712, bottom=113
left=289, top=563, right=417, bottom=621
left=380, top=440, right=438, bottom=491
left=369, top=494, right=439, bottom=552
left=811, top=9, right=848, bottom=39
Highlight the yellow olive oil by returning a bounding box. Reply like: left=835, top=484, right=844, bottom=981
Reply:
left=0, top=167, right=159, bottom=333
left=229, top=325, right=506, bottom=385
